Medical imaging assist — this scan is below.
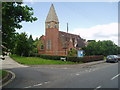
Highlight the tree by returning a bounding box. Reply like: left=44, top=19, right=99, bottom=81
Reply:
left=28, top=35, right=34, bottom=55
left=82, top=40, right=118, bottom=56
left=15, top=32, right=30, bottom=56
left=33, top=37, right=39, bottom=53
left=2, top=2, right=37, bottom=53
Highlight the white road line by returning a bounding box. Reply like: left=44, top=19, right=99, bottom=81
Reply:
left=24, top=86, right=32, bottom=88
left=111, top=74, right=120, bottom=80
left=33, top=83, right=42, bottom=87
left=63, top=67, right=68, bottom=69
left=94, top=86, right=101, bottom=90
left=76, top=73, right=80, bottom=76
left=44, top=81, right=50, bottom=84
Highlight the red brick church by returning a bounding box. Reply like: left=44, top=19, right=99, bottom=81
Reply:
left=38, top=4, right=87, bottom=56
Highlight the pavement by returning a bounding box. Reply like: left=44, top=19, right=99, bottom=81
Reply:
left=1, top=56, right=119, bottom=88
left=1, top=56, right=105, bottom=69
left=29, top=60, right=105, bottom=69
left=0, top=56, right=28, bottom=69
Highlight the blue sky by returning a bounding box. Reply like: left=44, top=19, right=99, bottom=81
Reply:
left=17, top=1, right=118, bottom=45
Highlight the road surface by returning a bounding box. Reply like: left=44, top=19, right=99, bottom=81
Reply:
left=2, top=56, right=119, bottom=89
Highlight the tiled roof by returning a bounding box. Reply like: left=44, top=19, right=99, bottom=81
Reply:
left=59, top=31, right=86, bottom=48
left=45, top=4, right=59, bottom=23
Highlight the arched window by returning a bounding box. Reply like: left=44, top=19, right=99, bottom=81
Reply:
left=40, top=44, right=44, bottom=50
left=47, top=40, right=51, bottom=50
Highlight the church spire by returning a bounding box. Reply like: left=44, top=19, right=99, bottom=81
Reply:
left=45, top=4, right=59, bottom=23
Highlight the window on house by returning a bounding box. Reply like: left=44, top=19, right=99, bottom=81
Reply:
left=47, top=40, right=51, bottom=50
left=40, top=44, right=44, bottom=50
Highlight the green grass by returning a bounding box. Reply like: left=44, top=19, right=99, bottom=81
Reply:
left=10, top=55, right=78, bottom=65
left=0, top=70, right=8, bottom=79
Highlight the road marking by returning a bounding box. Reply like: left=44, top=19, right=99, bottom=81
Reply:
left=94, top=86, right=101, bottom=90
left=24, top=81, right=50, bottom=88
left=111, top=74, right=120, bottom=80
left=44, top=81, right=50, bottom=84
left=63, top=67, right=68, bottom=69
left=24, top=86, right=32, bottom=88
left=33, top=83, right=42, bottom=87
left=76, top=73, right=80, bottom=76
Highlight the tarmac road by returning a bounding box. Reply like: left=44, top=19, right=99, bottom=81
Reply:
left=2, top=56, right=119, bottom=89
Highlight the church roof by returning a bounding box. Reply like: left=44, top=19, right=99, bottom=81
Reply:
left=45, top=4, right=59, bottom=23
left=59, top=31, right=86, bottom=48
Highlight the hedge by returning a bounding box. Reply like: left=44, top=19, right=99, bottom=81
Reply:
left=30, top=53, right=104, bottom=63
left=67, top=55, right=104, bottom=63
left=30, top=53, right=67, bottom=60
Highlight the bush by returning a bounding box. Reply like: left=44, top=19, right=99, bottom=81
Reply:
left=30, top=53, right=67, bottom=60
left=30, top=53, right=104, bottom=63
left=68, top=49, right=77, bottom=57
left=67, top=55, right=104, bottom=63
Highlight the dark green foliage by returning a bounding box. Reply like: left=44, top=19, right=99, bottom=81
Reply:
left=67, top=55, right=104, bottom=63
left=82, top=40, right=119, bottom=56
left=68, top=49, right=77, bottom=57
left=30, top=54, right=103, bottom=63
left=28, top=35, right=34, bottom=55
left=15, top=33, right=30, bottom=56
left=2, top=2, right=37, bottom=52
left=30, top=54, right=67, bottom=60
left=32, top=37, right=39, bottom=54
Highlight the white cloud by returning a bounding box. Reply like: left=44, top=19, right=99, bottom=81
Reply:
left=69, top=23, right=118, bottom=45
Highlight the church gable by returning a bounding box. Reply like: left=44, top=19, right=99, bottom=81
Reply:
left=59, top=31, right=86, bottom=49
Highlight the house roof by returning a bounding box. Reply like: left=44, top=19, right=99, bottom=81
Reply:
left=45, top=4, right=59, bottom=23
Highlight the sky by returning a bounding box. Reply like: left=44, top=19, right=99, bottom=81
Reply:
left=17, top=0, right=118, bottom=45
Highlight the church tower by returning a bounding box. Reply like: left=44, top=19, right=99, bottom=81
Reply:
left=45, top=4, right=59, bottom=30
left=45, top=4, right=59, bottom=55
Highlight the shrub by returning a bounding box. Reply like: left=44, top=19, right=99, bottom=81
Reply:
left=68, top=49, right=77, bottom=57
left=67, top=55, right=104, bottom=63
left=30, top=53, right=67, bottom=60
left=30, top=53, right=104, bottom=63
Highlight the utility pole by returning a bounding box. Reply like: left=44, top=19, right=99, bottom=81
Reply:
left=65, top=23, right=69, bottom=60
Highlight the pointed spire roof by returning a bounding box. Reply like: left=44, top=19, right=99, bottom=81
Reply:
left=45, top=4, right=59, bottom=23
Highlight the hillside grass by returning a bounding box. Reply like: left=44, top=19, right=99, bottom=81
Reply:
left=10, top=55, right=78, bottom=65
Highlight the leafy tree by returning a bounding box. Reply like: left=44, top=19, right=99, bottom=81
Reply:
left=15, top=32, right=30, bottom=56
left=2, top=2, right=37, bottom=53
left=32, top=37, right=39, bottom=53
left=82, top=40, right=118, bottom=56
left=28, top=35, right=34, bottom=55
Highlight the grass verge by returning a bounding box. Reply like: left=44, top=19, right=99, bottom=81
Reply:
left=10, top=55, right=79, bottom=65
left=0, top=70, right=8, bottom=79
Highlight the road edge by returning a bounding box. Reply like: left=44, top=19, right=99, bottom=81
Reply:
left=0, top=70, right=15, bottom=88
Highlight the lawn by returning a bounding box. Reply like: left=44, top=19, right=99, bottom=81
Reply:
left=10, top=55, right=77, bottom=65
left=0, top=70, right=8, bottom=79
